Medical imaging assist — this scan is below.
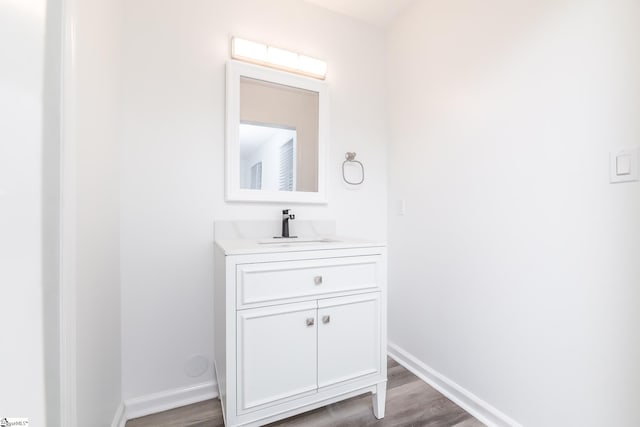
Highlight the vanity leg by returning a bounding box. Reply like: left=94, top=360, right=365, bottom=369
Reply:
left=372, top=383, right=387, bottom=419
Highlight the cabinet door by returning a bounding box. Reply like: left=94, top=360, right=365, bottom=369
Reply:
left=317, top=293, right=381, bottom=388
left=237, top=301, right=318, bottom=413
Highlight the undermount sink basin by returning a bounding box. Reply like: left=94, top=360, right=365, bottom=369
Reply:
left=257, top=237, right=341, bottom=245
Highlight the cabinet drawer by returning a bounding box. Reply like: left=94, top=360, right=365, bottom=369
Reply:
left=237, top=255, right=381, bottom=307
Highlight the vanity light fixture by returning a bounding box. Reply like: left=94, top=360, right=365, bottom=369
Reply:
left=231, top=37, right=328, bottom=80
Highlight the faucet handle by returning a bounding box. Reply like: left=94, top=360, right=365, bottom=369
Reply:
left=282, top=209, right=294, bottom=219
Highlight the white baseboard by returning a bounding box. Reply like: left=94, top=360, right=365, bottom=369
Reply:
left=111, top=402, right=126, bottom=427
left=387, top=342, right=522, bottom=427
left=117, top=348, right=518, bottom=426
left=123, top=380, right=218, bottom=422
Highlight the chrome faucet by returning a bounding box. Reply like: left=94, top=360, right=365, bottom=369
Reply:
left=279, top=209, right=296, bottom=238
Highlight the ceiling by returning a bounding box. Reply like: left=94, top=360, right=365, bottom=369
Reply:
left=302, top=0, right=416, bottom=28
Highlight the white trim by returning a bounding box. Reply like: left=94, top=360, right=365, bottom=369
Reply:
left=111, top=403, right=126, bottom=427
left=124, top=380, right=218, bottom=421
left=60, top=0, right=78, bottom=425
left=387, top=342, right=523, bottom=427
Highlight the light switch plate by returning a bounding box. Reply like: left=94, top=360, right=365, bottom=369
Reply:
left=616, top=155, right=632, bottom=175
left=610, top=148, right=639, bottom=183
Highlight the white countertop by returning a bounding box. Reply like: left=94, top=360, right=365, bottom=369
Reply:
left=215, top=236, right=386, bottom=256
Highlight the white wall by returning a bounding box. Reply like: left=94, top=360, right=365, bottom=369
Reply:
left=118, top=0, right=387, bottom=404
left=74, top=0, right=122, bottom=424
left=0, top=0, right=48, bottom=424
left=387, top=1, right=640, bottom=426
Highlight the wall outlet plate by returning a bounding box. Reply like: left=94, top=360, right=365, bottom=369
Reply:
left=610, top=147, right=639, bottom=183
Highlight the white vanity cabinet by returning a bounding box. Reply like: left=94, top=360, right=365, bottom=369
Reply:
left=214, top=241, right=387, bottom=427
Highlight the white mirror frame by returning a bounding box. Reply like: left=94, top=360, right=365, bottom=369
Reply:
left=226, top=61, right=328, bottom=204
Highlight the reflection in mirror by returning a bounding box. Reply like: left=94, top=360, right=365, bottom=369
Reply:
left=226, top=61, right=327, bottom=203
left=239, top=123, right=296, bottom=191
left=240, top=77, right=318, bottom=193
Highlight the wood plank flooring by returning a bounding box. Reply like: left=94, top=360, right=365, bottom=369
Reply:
left=126, top=358, right=485, bottom=427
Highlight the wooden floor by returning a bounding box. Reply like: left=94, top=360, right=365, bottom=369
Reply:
left=126, top=358, right=485, bottom=427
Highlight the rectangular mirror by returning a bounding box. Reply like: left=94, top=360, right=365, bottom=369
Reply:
left=226, top=61, right=328, bottom=203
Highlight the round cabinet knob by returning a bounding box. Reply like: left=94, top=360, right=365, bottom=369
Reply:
left=306, top=318, right=315, bottom=327
left=314, top=275, right=323, bottom=285
left=322, top=315, right=331, bottom=324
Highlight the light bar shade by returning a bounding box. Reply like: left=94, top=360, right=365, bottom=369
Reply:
left=232, top=38, right=267, bottom=62
left=298, top=55, right=328, bottom=78
left=231, top=37, right=327, bottom=80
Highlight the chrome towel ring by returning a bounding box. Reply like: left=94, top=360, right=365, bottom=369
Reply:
left=342, top=152, right=364, bottom=185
